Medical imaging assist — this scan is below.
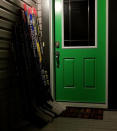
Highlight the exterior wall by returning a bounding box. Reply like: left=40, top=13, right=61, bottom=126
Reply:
left=37, top=0, right=42, bottom=36
left=42, top=0, right=50, bottom=78
left=0, top=0, right=37, bottom=130
left=37, top=0, right=50, bottom=84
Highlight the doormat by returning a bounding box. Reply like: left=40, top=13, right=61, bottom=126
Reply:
left=61, top=107, right=104, bottom=120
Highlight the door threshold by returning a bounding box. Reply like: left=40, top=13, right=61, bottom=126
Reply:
left=57, top=102, right=108, bottom=109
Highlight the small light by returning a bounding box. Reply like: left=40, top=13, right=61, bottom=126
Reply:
left=55, top=1, right=62, bottom=13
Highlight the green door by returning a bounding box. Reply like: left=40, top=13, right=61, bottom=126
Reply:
left=55, top=0, right=107, bottom=103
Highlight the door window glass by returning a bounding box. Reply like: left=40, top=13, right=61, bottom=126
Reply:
left=64, top=0, right=95, bottom=47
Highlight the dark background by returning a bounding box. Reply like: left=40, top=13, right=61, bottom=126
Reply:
left=108, top=0, right=117, bottom=109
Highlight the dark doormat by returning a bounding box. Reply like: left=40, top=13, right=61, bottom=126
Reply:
left=61, top=107, right=104, bottom=120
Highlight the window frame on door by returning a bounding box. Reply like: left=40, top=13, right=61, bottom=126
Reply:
left=62, top=0, right=98, bottom=49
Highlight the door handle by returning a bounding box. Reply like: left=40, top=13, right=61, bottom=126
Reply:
left=56, top=51, right=60, bottom=68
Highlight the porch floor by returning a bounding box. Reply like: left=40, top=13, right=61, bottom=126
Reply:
left=18, top=111, right=117, bottom=131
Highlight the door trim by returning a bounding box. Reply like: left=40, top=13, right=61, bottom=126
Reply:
left=106, top=0, right=109, bottom=109
left=49, top=0, right=55, bottom=99
left=49, top=0, right=108, bottom=109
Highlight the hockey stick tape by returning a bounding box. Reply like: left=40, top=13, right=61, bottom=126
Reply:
left=28, top=7, right=32, bottom=15
left=23, top=3, right=27, bottom=11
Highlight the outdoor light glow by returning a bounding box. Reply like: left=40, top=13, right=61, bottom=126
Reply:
left=55, top=1, right=62, bottom=12
left=47, top=0, right=49, bottom=8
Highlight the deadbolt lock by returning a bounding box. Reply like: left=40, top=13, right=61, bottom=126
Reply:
left=56, top=41, right=60, bottom=48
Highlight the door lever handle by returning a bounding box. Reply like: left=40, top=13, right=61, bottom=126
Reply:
left=56, top=51, right=60, bottom=68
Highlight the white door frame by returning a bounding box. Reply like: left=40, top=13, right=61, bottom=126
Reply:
left=49, top=0, right=109, bottom=109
